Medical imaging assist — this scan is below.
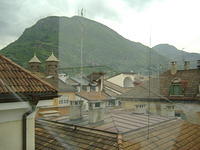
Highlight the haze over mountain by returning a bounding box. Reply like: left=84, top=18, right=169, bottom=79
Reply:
left=153, top=44, right=200, bottom=69
left=0, top=16, right=170, bottom=74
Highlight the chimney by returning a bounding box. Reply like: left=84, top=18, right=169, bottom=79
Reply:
left=86, top=86, right=90, bottom=92
left=197, top=60, right=200, bottom=69
left=69, top=100, right=83, bottom=120
left=170, top=61, right=177, bottom=75
left=184, top=61, right=190, bottom=70
left=161, top=104, right=175, bottom=117
left=88, top=101, right=105, bottom=124
left=100, top=74, right=104, bottom=91
left=95, top=86, right=99, bottom=92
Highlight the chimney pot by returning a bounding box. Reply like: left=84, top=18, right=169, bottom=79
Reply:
left=184, top=61, right=190, bottom=70
left=170, top=61, right=177, bottom=75
left=88, top=101, right=105, bottom=124
left=69, top=100, right=83, bottom=120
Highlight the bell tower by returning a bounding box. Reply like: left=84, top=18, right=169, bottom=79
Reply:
left=29, top=53, right=41, bottom=72
left=46, top=52, right=59, bottom=77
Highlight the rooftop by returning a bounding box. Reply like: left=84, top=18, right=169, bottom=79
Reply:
left=35, top=109, right=200, bottom=150
left=51, top=109, right=174, bottom=133
left=29, top=53, right=41, bottom=63
left=0, top=55, right=57, bottom=102
left=76, top=91, right=111, bottom=101
left=46, top=52, right=59, bottom=62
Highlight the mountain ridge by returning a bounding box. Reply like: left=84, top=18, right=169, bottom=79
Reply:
left=0, top=16, right=171, bottom=74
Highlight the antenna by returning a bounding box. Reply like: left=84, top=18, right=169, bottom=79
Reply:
left=147, top=26, right=152, bottom=139
left=181, top=48, right=185, bottom=69
left=81, top=8, right=84, bottom=17
left=79, top=8, right=85, bottom=92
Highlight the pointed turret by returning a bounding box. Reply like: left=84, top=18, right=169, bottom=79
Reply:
left=46, top=52, right=59, bottom=62
left=46, top=52, right=59, bottom=76
left=29, top=53, right=41, bottom=72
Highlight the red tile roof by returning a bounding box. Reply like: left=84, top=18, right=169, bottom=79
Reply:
left=36, top=116, right=200, bottom=150
left=0, top=55, right=57, bottom=101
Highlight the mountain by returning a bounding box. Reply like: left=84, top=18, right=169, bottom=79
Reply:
left=153, top=44, right=200, bottom=69
left=0, top=16, right=168, bottom=74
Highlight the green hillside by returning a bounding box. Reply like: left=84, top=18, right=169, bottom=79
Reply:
left=0, top=16, right=168, bottom=74
left=153, top=44, right=200, bottom=69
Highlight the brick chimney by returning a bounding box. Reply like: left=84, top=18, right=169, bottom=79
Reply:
left=170, top=61, right=177, bottom=75
left=184, top=61, right=190, bottom=70
left=88, top=101, right=105, bottom=124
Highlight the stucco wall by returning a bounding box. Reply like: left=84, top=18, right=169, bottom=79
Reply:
left=0, top=102, right=35, bottom=150
left=107, top=74, right=135, bottom=87
left=0, top=120, right=23, bottom=150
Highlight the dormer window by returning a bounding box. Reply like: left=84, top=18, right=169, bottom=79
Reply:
left=95, top=102, right=100, bottom=107
left=166, top=105, right=174, bottom=110
left=169, top=78, right=184, bottom=96
left=169, top=84, right=183, bottom=96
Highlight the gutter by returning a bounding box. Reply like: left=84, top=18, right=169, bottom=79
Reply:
left=22, top=101, right=37, bottom=150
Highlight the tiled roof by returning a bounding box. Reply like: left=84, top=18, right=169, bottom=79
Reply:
left=0, top=55, right=57, bottom=101
left=160, top=69, right=200, bottom=99
left=118, top=78, right=161, bottom=99
left=76, top=91, right=111, bottom=101
left=35, top=119, right=118, bottom=150
left=52, top=110, right=173, bottom=133
left=104, top=81, right=131, bottom=94
left=44, top=77, right=76, bottom=93
left=35, top=111, right=200, bottom=149
left=69, top=76, right=90, bottom=85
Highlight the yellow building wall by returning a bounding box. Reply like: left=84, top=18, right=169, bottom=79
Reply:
left=53, top=92, right=76, bottom=106
left=0, top=120, right=22, bottom=150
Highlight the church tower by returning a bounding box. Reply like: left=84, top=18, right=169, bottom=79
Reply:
left=46, top=52, right=59, bottom=76
left=29, top=53, right=41, bottom=72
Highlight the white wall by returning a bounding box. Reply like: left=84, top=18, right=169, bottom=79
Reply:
left=0, top=102, right=35, bottom=150
left=107, top=73, right=135, bottom=87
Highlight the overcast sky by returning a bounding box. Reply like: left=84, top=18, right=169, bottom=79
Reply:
left=1, top=0, right=200, bottom=53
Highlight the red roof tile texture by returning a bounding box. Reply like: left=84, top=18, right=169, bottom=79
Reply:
left=36, top=118, right=200, bottom=150
left=0, top=55, right=57, bottom=95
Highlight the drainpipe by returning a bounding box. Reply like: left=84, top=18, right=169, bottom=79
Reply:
left=22, top=100, right=37, bottom=150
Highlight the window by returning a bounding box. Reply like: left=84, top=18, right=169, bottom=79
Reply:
left=59, top=95, right=68, bottom=105
left=95, top=102, right=100, bottom=107
left=166, top=105, right=174, bottom=110
left=169, top=84, right=183, bottom=96
left=108, top=100, right=116, bottom=106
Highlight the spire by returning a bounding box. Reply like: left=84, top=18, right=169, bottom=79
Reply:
left=46, top=52, right=59, bottom=62
left=29, top=53, right=41, bottom=63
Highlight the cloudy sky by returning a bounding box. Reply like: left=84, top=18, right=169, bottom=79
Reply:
left=1, top=0, right=200, bottom=53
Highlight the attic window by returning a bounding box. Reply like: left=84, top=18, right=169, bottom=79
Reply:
left=95, top=102, right=100, bottom=107
left=166, top=105, right=174, bottom=110
left=136, top=104, right=146, bottom=108
left=169, top=84, right=183, bottom=96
